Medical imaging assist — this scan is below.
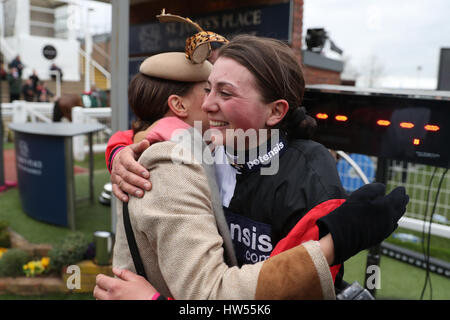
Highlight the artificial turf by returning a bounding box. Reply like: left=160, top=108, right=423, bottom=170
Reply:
left=0, top=150, right=448, bottom=300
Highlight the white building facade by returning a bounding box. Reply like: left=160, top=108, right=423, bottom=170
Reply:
left=0, top=0, right=82, bottom=81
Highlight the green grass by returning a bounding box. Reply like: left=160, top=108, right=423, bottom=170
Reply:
left=343, top=250, right=450, bottom=300
left=2, top=142, right=14, bottom=151
left=74, top=152, right=109, bottom=174
left=385, top=227, right=450, bottom=262
left=2, top=145, right=449, bottom=300
left=0, top=150, right=110, bottom=300
left=0, top=154, right=111, bottom=246
left=387, top=164, right=449, bottom=222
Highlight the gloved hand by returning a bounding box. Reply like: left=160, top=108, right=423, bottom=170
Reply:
left=317, top=183, right=409, bottom=265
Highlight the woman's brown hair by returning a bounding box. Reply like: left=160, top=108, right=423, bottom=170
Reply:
left=217, top=34, right=316, bottom=139
left=128, top=73, right=196, bottom=134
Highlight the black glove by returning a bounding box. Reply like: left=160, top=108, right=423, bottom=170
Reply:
left=317, top=183, right=409, bottom=265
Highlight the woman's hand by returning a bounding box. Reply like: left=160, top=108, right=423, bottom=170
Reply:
left=111, top=140, right=151, bottom=202
left=94, top=267, right=158, bottom=300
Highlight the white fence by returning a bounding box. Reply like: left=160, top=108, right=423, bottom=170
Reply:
left=4, top=100, right=111, bottom=161
left=337, top=152, right=450, bottom=239
left=71, top=106, right=111, bottom=161
left=6, top=100, right=54, bottom=123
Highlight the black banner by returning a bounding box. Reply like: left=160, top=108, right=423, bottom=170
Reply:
left=129, top=2, right=292, bottom=56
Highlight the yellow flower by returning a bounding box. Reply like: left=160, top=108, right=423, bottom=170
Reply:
left=0, top=248, right=7, bottom=259
left=23, top=258, right=49, bottom=277
left=41, top=257, right=50, bottom=268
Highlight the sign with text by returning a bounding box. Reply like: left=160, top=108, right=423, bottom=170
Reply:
left=43, top=45, right=57, bottom=60
left=129, top=2, right=292, bottom=56
left=14, top=132, right=69, bottom=227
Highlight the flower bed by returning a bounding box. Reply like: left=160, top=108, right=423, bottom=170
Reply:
left=23, top=257, right=51, bottom=277
left=0, top=222, right=112, bottom=296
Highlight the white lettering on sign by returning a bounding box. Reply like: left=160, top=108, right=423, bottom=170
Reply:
left=222, top=10, right=262, bottom=28
left=230, top=223, right=273, bottom=253
left=17, top=140, right=43, bottom=175
left=17, top=155, right=43, bottom=176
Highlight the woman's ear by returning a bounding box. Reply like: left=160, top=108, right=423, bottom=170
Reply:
left=167, top=94, right=188, bottom=118
left=266, top=99, right=289, bottom=127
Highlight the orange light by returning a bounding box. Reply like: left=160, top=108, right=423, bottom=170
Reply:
left=400, top=122, right=414, bottom=129
left=316, top=113, right=329, bottom=119
left=335, top=115, right=348, bottom=122
left=424, top=124, right=440, bottom=132
left=413, top=138, right=420, bottom=145
left=377, top=120, right=391, bottom=126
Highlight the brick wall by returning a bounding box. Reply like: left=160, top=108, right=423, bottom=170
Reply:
left=291, top=0, right=303, bottom=62
left=303, top=66, right=342, bottom=85
left=292, top=0, right=341, bottom=85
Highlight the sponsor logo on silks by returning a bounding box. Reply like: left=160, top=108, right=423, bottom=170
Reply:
left=225, top=209, right=273, bottom=266
left=245, top=141, right=285, bottom=170
left=229, top=133, right=288, bottom=174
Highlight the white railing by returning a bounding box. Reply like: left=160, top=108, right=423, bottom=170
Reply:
left=72, top=106, right=111, bottom=161
left=398, top=217, right=450, bottom=240
left=9, top=100, right=54, bottom=123
left=49, top=70, right=62, bottom=97
left=93, top=43, right=111, bottom=64
left=79, top=47, right=111, bottom=89
left=7, top=101, right=111, bottom=161
left=1, top=103, right=14, bottom=118
left=0, top=36, right=16, bottom=64
left=337, top=150, right=450, bottom=239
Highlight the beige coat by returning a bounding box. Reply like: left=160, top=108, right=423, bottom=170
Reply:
left=113, top=132, right=335, bottom=300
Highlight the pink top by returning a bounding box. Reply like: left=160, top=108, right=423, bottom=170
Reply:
left=146, top=117, right=191, bottom=145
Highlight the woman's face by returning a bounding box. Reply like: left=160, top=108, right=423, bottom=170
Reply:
left=183, top=81, right=210, bottom=132
left=201, top=57, right=272, bottom=147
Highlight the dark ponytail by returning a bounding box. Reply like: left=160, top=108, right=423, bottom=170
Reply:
left=282, top=106, right=317, bottom=140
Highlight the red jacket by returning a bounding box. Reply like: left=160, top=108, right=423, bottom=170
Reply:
left=106, top=129, right=133, bottom=172
left=270, top=199, right=344, bottom=281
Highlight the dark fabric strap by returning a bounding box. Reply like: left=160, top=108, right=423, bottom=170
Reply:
left=107, top=145, right=125, bottom=172
left=122, top=202, right=148, bottom=280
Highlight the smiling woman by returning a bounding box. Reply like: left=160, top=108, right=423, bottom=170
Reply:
left=98, top=37, right=349, bottom=300
left=97, top=34, right=409, bottom=301
left=202, top=35, right=308, bottom=151
left=203, top=37, right=323, bottom=164
left=203, top=58, right=272, bottom=148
